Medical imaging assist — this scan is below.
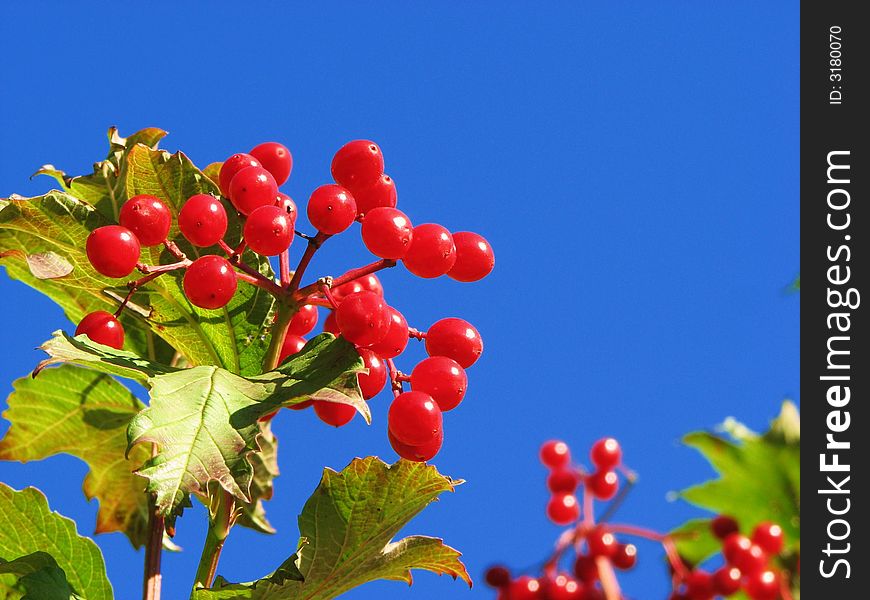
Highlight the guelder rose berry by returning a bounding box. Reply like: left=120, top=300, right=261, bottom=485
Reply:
left=75, top=311, right=125, bottom=349
left=275, top=192, right=297, bottom=223
left=539, top=440, right=571, bottom=468
left=335, top=291, right=390, bottom=346
left=546, top=493, right=580, bottom=525
left=448, top=231, right=494, bottom=282
left=586, top=469, right=619, bottom=500
left=350, top=173, right=397, bottom=216
left=219, top=153, right=261, bottom=197
left=590, top=437, right=622, bottom=469
left=402, top=223, right=456, bottom=278
left=425, top=317, right=483, bottom=368
left=243, top=204, right=293, bottom=256
left=287, top=304, right=319, bottom=336
left=250, top=142, right=293, bottom=186
left=360, top=207, right=413, bottom=259
left=364, top=306, right=409, bottom=359
left=179, top=194, right=228, bottom=247
left=86, top=225, right=141, bottom=278
left=307, top=184, right=357, bottom=234
left=388, top=429, right=443, bottom=462
left=183, top=255, right=237, bottom=309
left=119, top=195, right=172, bottom=246
left=388, top=390, right=442, bottom=446
left=278, top=334, right=307, bottom=363
left=314, top=401, right=356, bottom=427
left=331, top=140, right=384, bottom=189
left=410, top=356, right=467, bottom=411
left=229, top=166, right=279, bottom=215
left=356, top=348, right=387, bottom=400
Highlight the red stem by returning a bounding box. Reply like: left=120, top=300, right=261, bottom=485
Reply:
left=387, top=359, right=403, bottom=398
left=288, top=232, right=329, bottom=292
left=279, top=249, right=291, bottom=287
left=408, top=327, right=426, bottom=340
left=606, top=523, right=667, bottom=542
left=662, top=536, right=691, bottom=580
left=294, top=258, right=396, bottom=300
left=228, top=256, right=284, bottom=296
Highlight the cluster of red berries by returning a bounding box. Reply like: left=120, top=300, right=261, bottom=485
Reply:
left=671, top=516, right=785, bottom=600
left=485, top=440, right=790, bottom=600
left=72, top=137, right=493, bottom=462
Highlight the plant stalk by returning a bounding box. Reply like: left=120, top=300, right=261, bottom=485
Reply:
left=193, top=490, right=235, bottom=590
left=262, top=301, right=296, bottom=372
left=143, top=444, right=164, bottom=600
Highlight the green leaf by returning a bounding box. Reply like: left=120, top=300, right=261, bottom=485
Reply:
left=4, top=127, right=276, bottom=375
left=125, top=334, right=366, bottom=518
left=193, top=457, right=470, bottom=600
left=0, top=365, right=151, bottom=548
left=673, top=402, right=800, bottom=565
left=0, top=484, right=112, bottom=600
left=0, top=552, right=84, bottom=599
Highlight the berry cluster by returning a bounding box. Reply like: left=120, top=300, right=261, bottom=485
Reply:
left=484, top=440, right=791, bottom=600
left=74, top=138, right=493, bottom=462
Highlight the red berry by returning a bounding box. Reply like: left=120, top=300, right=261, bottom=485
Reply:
left=425, top=317, right=483, bottom=368
left=410, top=356, right=467, bottom=411
left=278, top=334, right=307, bottom=363
left=219, top=153, right=261, bottom=197
left=119, top=195, right=171, bottom=246
left=288, top=400, right=314, bottom=412
left=586, top=527, right=617, bottom=558
left=713, top=566, right=742, bottom=596
left=275, top=192, right=298, bottom=224
left=349, top=173, right=397, bottom=216
left=75, top=311, right=124, bottom=349
left=357, top=348, right=387, bottom=399
left=711, top=515, right=740, bottom=540
left=179, top=194, right=228, bottom=247
left=508, top=576, right=543, bottom=600
left=722, top=534, right=767, bottom=576
left=243, top=204, right=293, bottom=256
left=250, top=142, right=292, bottom=186
left=288, top=304, right=319, bottom=336
left=335, top=291, right=390, bottom=346
left=684, top=570, right=715, bottom=600
left=543, top=574, right=584, bottom=600
left=402, top=223, right=456, bottom=278
left=573, top=555, right=598, bottom=583
left=86, top=225, right=141, bottom=278
left=323, top=311, right=340, bottom=335
left=484, top=565, right=511, bottom=589
left=547, top=467, right=580, bottom=494
left=388, top=428, right=443, bottom=462
left=183, top=255, right=237, bottom=309
left=229, top=166, right=278, bottom=216
left=332, top=274, right=384, bottom=303
left=360, top=207, right=413, bottom=259
left=586, top=470, right=619, bottom=500
left=611, top=544, right=637, bottom=570
left=364, top=306, right=409, bottom=359
left=590, top=438, right=622, bottom=469
left=547, top=493, right=580, bottom=525
left=744, top=569, right=780, bottom=600
left=387, top=390, right=442, bottom=445
left=307, top=184, right=357, bottom=234
left=448, top=231, right=494, bottom=282
left=314, top=401, right=356, bottom=427
left=331, top=140, right=384, bottom=189
left=540, top=440, right=571, bottom=469
left=751, top=522, right=784, bottom=555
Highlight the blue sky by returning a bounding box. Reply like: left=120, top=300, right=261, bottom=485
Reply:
left=0, top=3, right=798, bottom=599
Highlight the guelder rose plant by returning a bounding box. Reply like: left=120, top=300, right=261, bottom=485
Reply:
left=0, top=128, right=494, bottom=599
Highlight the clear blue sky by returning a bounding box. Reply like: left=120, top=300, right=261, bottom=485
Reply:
left=0, top=2, right=799, bottom=599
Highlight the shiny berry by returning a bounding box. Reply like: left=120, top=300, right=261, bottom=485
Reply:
left=243, top=204, right=293, bottom=256
left=275, top=192, right=297, bottom=223
left=713, top=566, right=742, bottom=596
left=448, top=231, right=494, bottom=282
left=586, top=527, right=617, bottom=558
left=323, top=311, right=340, bottom=335
left=332, top=274, right=384, bottom=303
left=590, top=438, right=622, bottom=469
left=547, top=493, right=580, bottom=525
left=586, top=470, right=619, bottom=500
left=357, top=348, right=387, bottom=399
left=179, top=194, right=228, bottom=247
left=314, top=401, right=356, bottom=427
left=75, top=311, right=125, bottom=349
left=183, top=255, right=237, bottom=309
left=278, top=334, right=307, bottom=363
left=711, top=515, right=740, bottom=540
left=744, top=569, right=780, bottom=600
left=86, top=225, right=140, bottom=277
left=751, top=522, right=784, bottom=555
left=540, top=440, right=571, bottom=469
left=350, top=173, right=397, bottom=216
left=335, top=291, right=390, bottom=346
left=229, top=166, right=278, bottom=216
left=543, top=574, right=583, bottom=600
left=425, top=317, right=483, bottom=368
left=484, top=565, right=511, bottom=588
left=288, top=305, right=319, bottom=336
left=410, top=356, right=467, bottom=411
left=402, top=223, right=456, bottom=278
left=508, top=576, right=542, bottom=600
left=388, top=428, right=443, bottom=462
left=250, top=142, right=292, bottom=186
left=388, top=390, right=442, bottom=445
left=360, top=207, right=413, bottom=259
left=364, top=306, right=409, bottom=359
left=119, top=195, right=171, bottom=246
left=723, top=534, right=767, bottom=576
left=547, top=467, right=580, bottom=494
left=331, top=140, right=384, bottom=189
left=218, top=153, right=261, bottom=197
left=573, top=555, right=598, bottom=583
left=307, top=184, right=357, bottom=234
left=612, top=544, right=637, bottom=570
left=684, top=570, right=715, bottom=600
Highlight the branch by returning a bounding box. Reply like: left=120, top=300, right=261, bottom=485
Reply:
left=294, top=258, right=396, bottom=301
left=142, top=444, right=164, bottom=600
left=288, top=232, right=329, bottom=292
